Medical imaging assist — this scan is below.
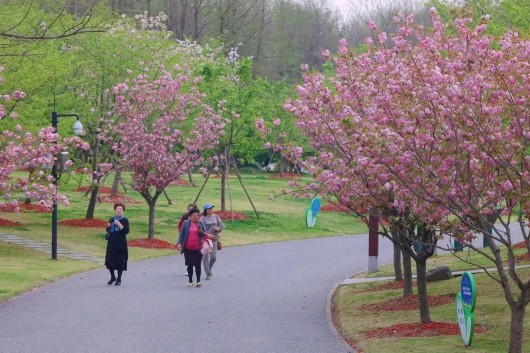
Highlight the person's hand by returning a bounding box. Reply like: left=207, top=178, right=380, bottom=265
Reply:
left=176, top=244, right=181, bottom=251
left=214, top=226, right=221, bottom=232
left=113, top=220, right=123, bottom=229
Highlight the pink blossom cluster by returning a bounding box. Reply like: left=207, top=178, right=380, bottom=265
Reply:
left=111, top=65, right=225, bottom=198
left=1, top=67, right=80, bottom=209
left=279, top=11, right=530, bottom=238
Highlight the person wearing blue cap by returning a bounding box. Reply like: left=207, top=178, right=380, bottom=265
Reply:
left=200, top=203, right=224, bottom=280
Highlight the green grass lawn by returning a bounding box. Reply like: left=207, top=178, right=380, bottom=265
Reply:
left=0, top=242, right=100, bottom=302
left=334, top=260, right=530, bottom=353
left=0, top=171, right=367, bottom=302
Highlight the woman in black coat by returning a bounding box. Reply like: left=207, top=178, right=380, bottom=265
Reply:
left=105, top=203, right=129, bottom=285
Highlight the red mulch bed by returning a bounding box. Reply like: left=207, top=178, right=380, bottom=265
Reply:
left=75, top=186, right=114, bottom=193
left=320, top=203, right=350, bottom=212
left=98, top=195, right=141, bottom=204
left=362, top=294, right=454, bottom=312
left=514, top=241, right=528, bottom=249
left=58, top=219, right=108, bottom=227
left=364, top=321, right=487, bottom=339
left=0, top=218, right=23, bottom=227
left=169, top=179, right=193, bottom=186
left=128, top=238, right=178, bottom=250
left=267, top=172, right=302, bottom=179
left=215, top=211, right=249, bottom=220
left=0, top=203, right=50, bottom=213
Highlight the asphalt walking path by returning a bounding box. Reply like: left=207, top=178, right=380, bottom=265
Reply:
left=0, top=224, right=525, bottom=353
left=0, top=234, right=398, bottom=353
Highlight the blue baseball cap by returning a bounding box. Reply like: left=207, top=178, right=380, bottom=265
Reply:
left=203, top=203, right=214, bottom=210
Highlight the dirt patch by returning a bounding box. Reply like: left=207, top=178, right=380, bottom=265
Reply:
left=364, top=280, right=417, bottom=292
left=128, top=238, right=178, bottom=250
left=361, top=294, right=454, bottom=312
left=267, top=172, right=303, bottom=179
left=98, top=195, right=141, bottom=204
left=0, top=218, right=23, bottom=227
left=515, top=252, right=530, bottom=262
left=0, top=203, right=50, bottom=213
left=215, top=211, right=249, bottom=220
left=75, top=186, right=114, bottom=193
left=58, top=219, right=108, bottom=227
left=364, top=321, right=487, bottom=338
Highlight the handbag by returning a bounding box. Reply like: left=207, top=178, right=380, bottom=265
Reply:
left=201, top=239, right=213, bottom=255
left=217, top=240, right=222, bottom=250
left=105, top=231, right=110, bottom=240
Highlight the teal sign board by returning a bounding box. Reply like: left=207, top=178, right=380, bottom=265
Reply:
left=456, top=272, right=477, bottom=346
left=306, top=198, right=320, bottom=228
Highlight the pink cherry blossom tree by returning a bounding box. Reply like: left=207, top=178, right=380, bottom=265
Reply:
left=112, top=65, right=224, bottom=239
left=274, top=9, right=530, bottom=351
left=1, top=66, right=87, bottom=212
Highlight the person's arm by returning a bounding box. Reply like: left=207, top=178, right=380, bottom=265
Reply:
left=176, top=221, right=187, bottom=250
left=120, top=218, right=130, bottom=235
left=216, top=215, right=224, bottom=232
left=199, top=220, right=214, bottom=240
left=178, top=214, right=185, bottom=232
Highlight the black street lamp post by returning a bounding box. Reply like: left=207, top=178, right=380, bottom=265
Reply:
left=51, top=111, right=83, bottom=259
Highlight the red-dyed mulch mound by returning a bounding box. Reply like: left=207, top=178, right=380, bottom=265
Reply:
left=267, top=172, right=302, bottom=179
left=514, top=241, right=528, bottom=249
left=58, top=219, right=108, bottom=227
left=215, top=211, right=249, bottom=220
left=98, top=195, right=141, bottom=204
left=128, top=238, right=178, bottom=249
left=362, top=294, right=454, bottom=312
left=320, top=203, right=350, bottom=212
left=75, top=186, right=114, bottom=193
left=0, top=218, right=23, bottom=227
left=169, top=179, right=193, bottom=186
left=0, top=203, right=50, bottom=213
left=364, top=321, right=487, bottom=338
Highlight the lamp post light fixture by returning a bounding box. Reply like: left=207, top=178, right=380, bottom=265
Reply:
left=50, top=111, right=83, bottom=260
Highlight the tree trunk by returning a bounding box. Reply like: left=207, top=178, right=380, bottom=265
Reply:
left=147, top=200, right=156, bottom=239
left=508, top=302, right=526, bottom=353
left=188, top=169, right=195, bottom=187
left=402, top=250, right=413, bottom=296
left=220, top=166, right=226, bottom=212
left=85, top=184, right=99, bottom=219
left=111, top=169, right=121, bottom=197
left=393, top=241, right=403, bottom=281
left=416, top=259, right=431, bottom=323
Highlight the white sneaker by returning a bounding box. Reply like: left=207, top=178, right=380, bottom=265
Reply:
left=195, top=282, right=202, bottom=287
left=187, top=283, right=193, bottom=288
left=205, top=274, right=212, bottom=280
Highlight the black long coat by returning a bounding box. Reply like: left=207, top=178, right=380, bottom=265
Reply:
left=105, top=217, right=129, bottom=271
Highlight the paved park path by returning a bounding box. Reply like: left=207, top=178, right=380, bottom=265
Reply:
left=0, top=234, right=397, bottom=353
left=1, top=224, right=525, bottom=353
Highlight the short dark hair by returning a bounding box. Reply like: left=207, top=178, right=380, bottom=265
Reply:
left=187, top=203, right=197, bottom=209
left=114, top=203, right=126, bottom=211
left=188, top=207, right=200, bottom=216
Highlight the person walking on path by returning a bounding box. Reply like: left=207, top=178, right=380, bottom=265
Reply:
left=176, top=208, right=213, bottom=287
left=200, top=203, right=224, bottom=280
left=105, top=203, right=130, bottom=286
left=178, top=203, right=197, bottom=232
